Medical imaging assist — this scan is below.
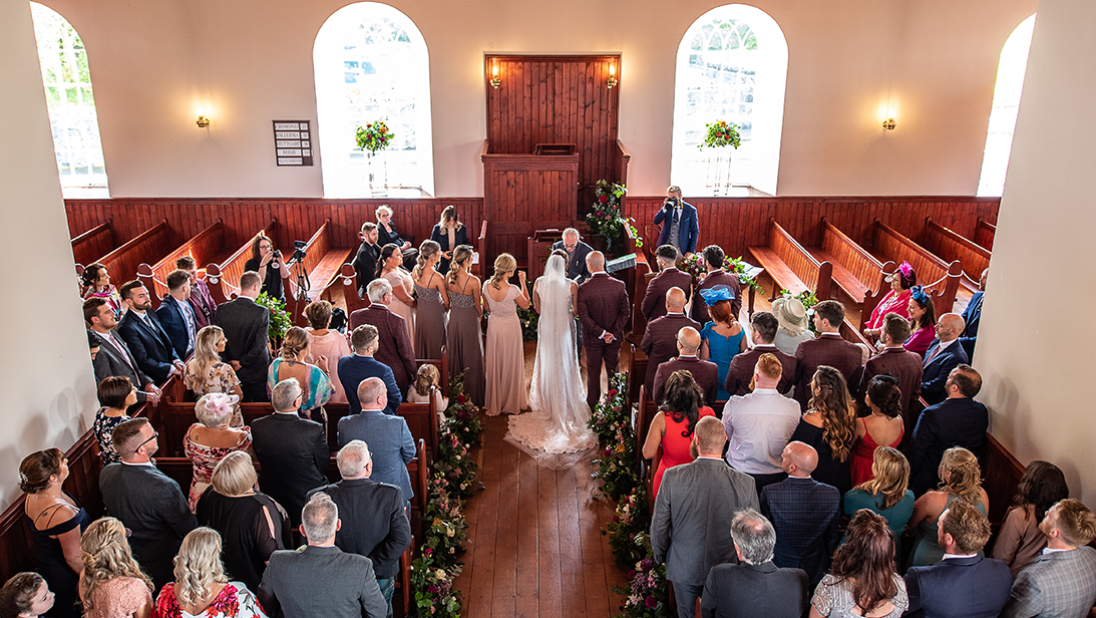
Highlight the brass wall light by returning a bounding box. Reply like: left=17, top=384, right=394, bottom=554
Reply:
left=607, top=61, right=618, bottom=89
left=490, top=60, right=501, bottom=89
left=882, top=117, right=896, bottom=131
left=196, top=107, right=210, bottom=128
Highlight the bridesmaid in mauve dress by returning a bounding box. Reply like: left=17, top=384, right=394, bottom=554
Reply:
left=378, top=243, right=417, bottom=351
left=413, top=240, right=449, bottom=359
left=483, top=253, right=530, bottom=416
left=445, top=245, right=486, bottom=406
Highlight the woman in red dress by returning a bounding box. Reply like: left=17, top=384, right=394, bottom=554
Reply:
left=641, top=370, right=717, bottom=499
left=863, top=261, right=916, bottom=340
left=850, top=375, right=905, bottom=485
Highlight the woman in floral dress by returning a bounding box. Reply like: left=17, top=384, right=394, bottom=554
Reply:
left=184, top=394, right=252, bottom=512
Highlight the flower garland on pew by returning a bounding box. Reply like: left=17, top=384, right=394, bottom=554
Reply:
left=410, top=373, right=485, bottom=617
left=587, top=373, right=671, bottom=618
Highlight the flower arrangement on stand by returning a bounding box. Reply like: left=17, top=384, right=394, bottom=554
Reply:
left=682, top=253, right=763, bottom=293
left=699, top=120, right=742, bottom=196
left=254, top=292, right=292, bottom=346
left=699, top=120, right=742, bottom=150
left=588, top=373, right=639, bottom=501
left=354, top=119, right=395, bottom=195
left=585, top=180, right=640, bottom=258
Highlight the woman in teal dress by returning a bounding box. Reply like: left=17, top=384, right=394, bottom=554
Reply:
left=842, top=446, right=915, bottom=554
left=906, top=447, right=989, bottom=568
left=698, top=290, right=747, bottom=401
left=267, top=326, right=335, bottom=433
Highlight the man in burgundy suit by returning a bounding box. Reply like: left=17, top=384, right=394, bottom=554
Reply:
left=724, top=311, right=797, bottom=397
left=859, top=312, right=923, bottom=431
left=653, top=326, right=720, bottom=406
left=641, top=245, right=692, bottom=322
left=348, top=278, right=417, bottom=396
left=792, top=300, right=863, bottom=410
left=690, top=245, right=742, bottom=325
left=177, top=256, right=217, bottom=329
left=640, top=287, right=701, bottom=401
left=577, top=251, right=631, bottom=410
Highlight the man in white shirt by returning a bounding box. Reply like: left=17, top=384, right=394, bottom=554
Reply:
left=723, top=353, right=802, bottom=496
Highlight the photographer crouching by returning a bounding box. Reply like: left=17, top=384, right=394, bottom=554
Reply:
left=653, top=185, right=700, bottom=260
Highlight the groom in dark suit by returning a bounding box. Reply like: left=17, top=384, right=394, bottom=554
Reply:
left=213, top=271, right=270, bottom=402
left=577, top=251, right=630, bottom=410
left=551, top=227, right=593, bottom=283
left=115, top=280, right=183, bottom=384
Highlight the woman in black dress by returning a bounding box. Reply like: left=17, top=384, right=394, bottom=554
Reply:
left=242, top=233, right=289, bottom=302
left=429, top=205, right=469, bottom=275
left=375, top=204, right=417, bottom=270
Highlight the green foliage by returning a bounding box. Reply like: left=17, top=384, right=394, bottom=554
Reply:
left=586, top=180, right=640, bottom=258
left=682, top=253, right=763, bottom=292
left=588, top=373, right=640, bottom=501
left=699, top=119, right=742, bottom=150
left=355, top=119, right=395, bottom=154
left=517, top=306, right=539, bottom=342
left=254, top=292, right=292, bottom=344
left=606, top=487, right=650, bottom=568
left=778, top=289, right=820, bottom=334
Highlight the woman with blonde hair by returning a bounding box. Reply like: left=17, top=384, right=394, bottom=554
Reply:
left=377, top=243, right=417, bottom=349
left=152, top=528, right=266, bottom=618
left=375, top=204, right=417, bottom=269
left=429, top=205, right=469, bottom=274
left=483, top=253, right=529, bottom=416
left=907, top=447, right=989, bottom=567
left=185, top=326, right=243, bottom=427
left=184, top=393, right=252, bottom=512
left=267, top=326, right=335, bottom=431
left=412, top=240, right=449, bottom=359
left=790, top=366, right=858, bottom=495
left=842, top=447, right=915, bottom=552
left=303, top=300, right=351, bottom=404
left=444, top=244, right=485, bottom=405
left=78, top=517, right=154, bottom=618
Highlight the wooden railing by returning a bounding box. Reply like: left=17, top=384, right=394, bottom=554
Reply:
left=872, top=221, right=962, bottom=314
left=922, top=218, right=991, bottom=287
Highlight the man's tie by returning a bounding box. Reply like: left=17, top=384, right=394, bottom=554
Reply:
left=924, top=344, right=942, bottom=367
left=109, top=331, right=137, bottom=371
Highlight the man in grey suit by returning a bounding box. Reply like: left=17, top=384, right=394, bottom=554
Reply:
left=1002, top=499, right=1096, bottom=618
left=551, top=227, right=593, bottom=283
left=98, top=417, right=197, bottom=589
left=338, top=378, right=416, bottom=507
left=85, top=297, right=161, bottom=406
left=652, top=416, right=760, bottom=618
left=259, top=492, right=388, bottom=618
left=212, top=271, right=270, bottom=402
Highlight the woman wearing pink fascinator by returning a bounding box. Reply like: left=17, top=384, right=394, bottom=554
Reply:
left=863, top=261, right=917, bottom=340
left=183, top=392, right=253, bottom=512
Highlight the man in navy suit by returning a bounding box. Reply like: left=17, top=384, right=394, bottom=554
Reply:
left=156, top=269, right=199, bottom=359
left=920, top=313, right=968, bottom=405
left=958, top=268, right=987, bottom=360
left=337, top=378, right=416, bottom=507
left=759, top=441, right=840, bottom=587
left=653, top=185, right=699, bottom=258
left=116, top=280, right=183, bottom=384
left=909, top=364, right=988, bottom=495
left=338, top=324, right=401, bottom=415
left=904, top=500, right=1012, bottom=618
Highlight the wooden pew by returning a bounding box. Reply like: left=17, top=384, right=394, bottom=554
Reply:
left=748, top=218, right=833, bottom=302
left=625, top=342, right=648, bottom=404
left=626, top=223, right=653, bottom=338
left=205, top=219, right=278, bottom=304
left=974, top=218, right=996, bottom=251
left=71, top=220, right=114, bottom=268
left=921, top=218, right=991, bottom=291
left=96, top=219, right=170, bottom=287
left=808, top=219, right=893, bottom=325
left=473, top=220, right=488, bottom=279
left=139, top=219, right=228, bottom=304
left=868, top=220, right=964, bottom=314
left=286, top=219, right=354, bottom=326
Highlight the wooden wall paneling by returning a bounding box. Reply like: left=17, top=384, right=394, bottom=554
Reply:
left=975, top=218, right=997, bottom=251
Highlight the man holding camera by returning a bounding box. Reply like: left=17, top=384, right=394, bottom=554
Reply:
left=653, top=185, right=700, bottom=259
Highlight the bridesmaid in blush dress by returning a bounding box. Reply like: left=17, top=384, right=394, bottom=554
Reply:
left=483, top=253, right=530, bottom=416
left=445, top=245, right=486, bottom=407
left=378, top=243, right=417, bottom=351
left=412, top=240, right=449, bottom=359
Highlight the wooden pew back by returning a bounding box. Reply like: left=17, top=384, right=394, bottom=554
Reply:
left=769, top=220, right=830, bottom=298
left=98, top=219, right=170, bottom=287
left=922, top=218, right=991, bottom=286
left=821, top=219, right=887, bottom=297
left=208, top=219, right=278, bottom=303
left=143, top=219, right=226, bottom=301
left=974, top=218, right=996, bottom=251
left=871, top=221, right=962, bottom=314
left=72, top=221, right=114, bottom=268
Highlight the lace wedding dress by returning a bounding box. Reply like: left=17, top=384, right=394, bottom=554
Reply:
left=505, top=255, right=598, bottom=468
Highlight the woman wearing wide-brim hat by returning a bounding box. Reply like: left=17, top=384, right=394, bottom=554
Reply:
left=772, top=296, right=814, bottom=355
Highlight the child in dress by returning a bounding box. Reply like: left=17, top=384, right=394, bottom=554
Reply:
left=408, top=364, right=449, bottom=423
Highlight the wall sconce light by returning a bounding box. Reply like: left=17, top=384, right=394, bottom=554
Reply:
left=490, top=61, right=501, bottom=89
left=607, top=62, right=618, bottom=89
left=882, top=117, right=896, bottom=131
left=196, top=107, right=210, bottom=128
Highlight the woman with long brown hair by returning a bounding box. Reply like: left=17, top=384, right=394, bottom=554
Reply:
left=412, top=240, right=449, bottom=359
left=429, top=205, right=469, bottom=274
left=907, top=447, right=989, bottom=567
left=376, top=243, right=417, bottom=349
left=242, top=233, right=289, bottom=302
left=641, top=370, right=717, bottom=498
left=790, top=366, right=858, bottom=495
left=810, top=509, right=908, bottom=618
left=992, top=460, right=1069, bottom=576
left=79, top=517, right=155, bottom=618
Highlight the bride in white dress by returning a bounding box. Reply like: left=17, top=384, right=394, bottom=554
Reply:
left=505, top=254, right=598, bottom=468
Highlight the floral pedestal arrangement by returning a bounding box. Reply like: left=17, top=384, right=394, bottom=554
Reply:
left=586, top=180, right=640, bottom=259
left=700, top=120, right=741, bottom=197
left=355, top=119, right=394, bottom=198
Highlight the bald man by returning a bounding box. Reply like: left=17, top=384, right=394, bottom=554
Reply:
left=651, top=417, right=758, bottom=618
left=640, top=287, right=701, bottom=400
left=577, top=251, right=631, bottom=410
left=759, top=441, right=840, bottom=587
left=920, top=312, right=969, bottom=405
left=652, top=326, right=720, bottom=406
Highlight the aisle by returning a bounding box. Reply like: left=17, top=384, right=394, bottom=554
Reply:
left=453, top=414, right=628, bottom=617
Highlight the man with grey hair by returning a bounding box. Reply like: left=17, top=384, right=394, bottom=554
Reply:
left=551, top=227, right=593, bottom=283
left=652, top=416, right=759, bottom=618
left=251, top=378, right=329, bottom=528
left=348, top=280, right=417, bottom=397
left=338, top=378, right=416, bottom=506
left=259, top=492, right=388, bottom=618
left=309, top=440, right=412, bottom=618
left=700, top=509, right=809, bottom=618
left=338, top=324, right=402, bottom=415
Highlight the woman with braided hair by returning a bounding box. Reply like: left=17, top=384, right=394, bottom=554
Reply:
left=445, top=244, right=485, bottom=406
left=483, top=253, right=529, bottom=416
left=790, top=366, right=858, bottom=495
left=152, top=528, right=266, bottom=618
left=78, top=517, right=154, bottom=618
left=266, top=326, right=334, bottom=432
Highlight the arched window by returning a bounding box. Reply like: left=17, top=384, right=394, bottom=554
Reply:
left=671, top=5, right=787, bottom=197
left=29, top=3, right=108, bottom=197
left=314, top=3, right=433, bottom=198
left=977, top=15, right=1036, bottom=197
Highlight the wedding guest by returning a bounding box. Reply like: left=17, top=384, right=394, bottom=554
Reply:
left=771, top=296, right=813, bottom=356
left=904, top=287, right=936, bottom=358
left=699, top=294, right=747, bottom=401
left=862, top=262, right=915, bottom=340
left=809, top=510, right=908, bottom=618
left=641, top=245, right=692, bottom=322
left=86, top=297, right=161, bottom=405
left=641, top=287, right=701, bottom=399
left=338, top=379, right=416, bottom=507
left=304, top=300, right=351, bottom=404
left=429, top=205, right=469, bottom=275
left=196, top=452, right=291, bottom=592
left=483, top=253, right=530, bottom=416
left=348, top=279, right=417, bottom=399
left=691, top=245, right=742, bottom=325
left=858, top=313, right=922, bottom=424
left=156, top=269, right=200, bottom=360
left=842, top=447, right=914, bottom=553
left=408, top=364, right=449, bottom=423
left=176, top=256, right=217, bottom=329
left=909, top=365, right=988, bottom=495
left=375, top=204, right=417, bottom=269
left=153, top=527, right=267, bottom=618
left=268, top=326, right=335, bottom=430
left=0, top=572, right=55, bottom=618
left=577, top=251, right=631, bottom=410
left=186, top=326, right=244, bottom=426
left=723, top=311, right=798, bottom=397
left=907, top=447, right=989, bottom=568
left=19, top=449, right=89, bottom=618
left=78, top=517, right=155, bottom=618
left=793, top=300, right=863, bottom=411
left=93, top=376, right=135, bottom=464
left=790, top=366, right=857, bottom=496
left=411, top=240, right=449, bottom=358
left=184, top=393, right=252, bottom=512
left=992, top=461, right=1069, bottom=577
left=445, top=244, right=486, bottom=406
left=641, top=370, right=717, bottom=499
left=958, top=268, right=988, bottom=360
left=653, top=185, right=699, bottom=259
left=352, top=222, right=381, bottom=297
left=212, top=272, right=270, bottom=403
left=376, top=244, right=417, bottom=350
left=339, top=324, right=402, bottom=416
left=81, top=263, right=122, bottom=318
left=243, top=234, right=289, bottom=302
left=653, top=326, right=720, bottom=406
left=117, top=280, right=184, bottom=384
left=849, top=376, right=904, bottom=486
left=919, top=313, right=968, bottom=405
